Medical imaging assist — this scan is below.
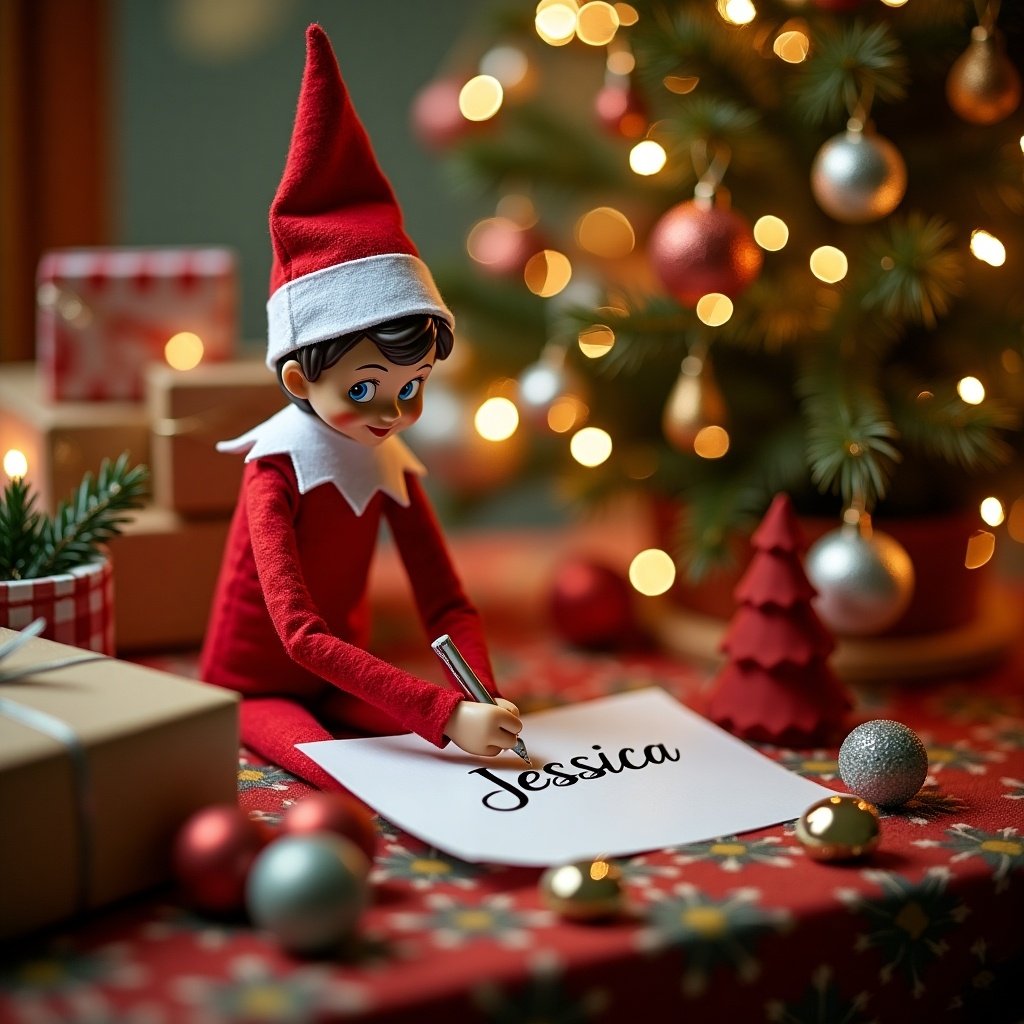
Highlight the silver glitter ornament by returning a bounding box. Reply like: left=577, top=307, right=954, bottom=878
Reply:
left=838, top=719, right=929, bottom=807
left=806, top=514, right=914, bottom=636
left=246, top=833, right=369, bottom=954
left=810, top=126, right=907, bottom=224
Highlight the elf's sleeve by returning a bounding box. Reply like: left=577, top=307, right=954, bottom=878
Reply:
left=385, top=473, right=500, bottom=697
left=247, top=459, right=463, bottom=746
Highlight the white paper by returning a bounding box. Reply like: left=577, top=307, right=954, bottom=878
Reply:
left=297, top=688, right=836, bottom=866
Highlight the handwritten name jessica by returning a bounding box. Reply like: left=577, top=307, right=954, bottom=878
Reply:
left=468, top=742, right=681, bottom=812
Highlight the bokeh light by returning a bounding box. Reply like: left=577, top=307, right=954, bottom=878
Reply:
left=575, top=207, right=635, bottom=258
left=957, top=376, right=985, bottom=405
left=717, top=0, right=756, bottom=26
left=547, top=395, right=588, bottom=433
left=629, top=139, right=667, bottom=175
left=576, top=1, right=619, bottom=45
left=965, top=530, right=996, bottom=569
left=773, top=29, right=809, bottom=63
left=693, top=425, right=730, bottom=459
left=578, top=324, right=616, bottom=358
left=165, top=331, right=205, bottom=370
left=695, top=293, right=734, bottom=326
left=570, top=426, right=613, bottom=466
left=753, top=215, right=789, bottom=250
left=524, top=250, right=573, bottom=296
left=459, top=75, right=504, bottom=121
left=474, top=396, right=520, bottom=441
left=980, top=497, right=1005, bottom=527
left=536, top=0, right=578, bottom=45
left=809, top=246, right=848, bottom=283
left=970, top=230, right=1006, bottom=267
left=629, top=548, right=677, bottom=596
left=3, top=449, right=29, bottom=479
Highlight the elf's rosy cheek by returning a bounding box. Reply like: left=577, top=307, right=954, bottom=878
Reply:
left=330, top=411, right=360, bottom=429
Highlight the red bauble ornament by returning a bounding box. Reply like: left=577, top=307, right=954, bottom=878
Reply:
left=411, top=78, right=471, bottom=151
left=282, top=793, right=378, bottom=865
left=172, top=804, right=268, bottom=914
left=594, top=81, right=648, bottom=139
left=467, top=217, right=543, bottom=277
left=549, top=558, right=636, bottom=649
left=648, top=200, right=763, bottom=307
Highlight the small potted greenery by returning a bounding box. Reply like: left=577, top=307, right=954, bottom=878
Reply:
left=0, top=453, right=148, bottom=653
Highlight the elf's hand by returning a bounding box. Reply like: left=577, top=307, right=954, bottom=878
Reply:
left=445, top=698, right=522, bottom=757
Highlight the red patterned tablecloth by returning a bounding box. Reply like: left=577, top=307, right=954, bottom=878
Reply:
left=2, top=623, right=1023, bottom=1023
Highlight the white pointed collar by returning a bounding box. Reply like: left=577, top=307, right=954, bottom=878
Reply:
left=217, top=404, right=426, bottom=516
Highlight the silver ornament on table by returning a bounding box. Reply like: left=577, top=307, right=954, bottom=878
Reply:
left=838, top=719, right=929, bottom=807
left=806, top=509, right=914, bottom=637
left=246, top=833, right=369, bottom=955
left=810, top=121, right=906, bottom=224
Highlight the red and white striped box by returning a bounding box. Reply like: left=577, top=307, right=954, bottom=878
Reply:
left=0, top=559, right=115, bottom=655
left=36, top=248, right=239, bottom=402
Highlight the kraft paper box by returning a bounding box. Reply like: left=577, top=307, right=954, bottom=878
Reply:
left=107, top=508, right=231, bottom=652
left=147, top=360, right=284, bottom=517
left=0, top=629, right=239, bottom=939
left=36, top=247, right=238, bottom=402
left=0, top=364, right=150, bottom=512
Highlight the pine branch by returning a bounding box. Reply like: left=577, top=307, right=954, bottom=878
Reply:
left=796, top=21, right=909, bottom=125
left=27, top=454, right=149, bottom=578
left=0, top=477, right=43, bottom=581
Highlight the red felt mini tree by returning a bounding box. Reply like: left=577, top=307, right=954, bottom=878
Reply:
left=706, top=493, right=852, bottom=745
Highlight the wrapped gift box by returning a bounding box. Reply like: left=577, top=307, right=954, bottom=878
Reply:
left=0, top=629, right=238, bottom=939
left=0, top=363, right=150, bottom=512
left=107, top=507, right=231, bottom=652
left=147, top=360, right=284, bottom=517
left=36, top=247, right=238, bottom=402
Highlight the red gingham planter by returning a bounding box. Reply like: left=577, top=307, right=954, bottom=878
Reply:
left=0, top=558, right=115, bottom=654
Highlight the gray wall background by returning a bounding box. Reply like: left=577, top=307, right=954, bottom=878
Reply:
left=115, top=0, right=481, bottom=345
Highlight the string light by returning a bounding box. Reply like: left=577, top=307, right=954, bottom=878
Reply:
left=809, top=246, right=848, bottom=283
left=474, top=397, right=519, bottom=441
left=575, top=206, right=635, bottom=258
left=980, top=497, right=1005, bottom=527
left=965, top=530, right=995, bottom=569
left=957, top=376, right=985, bottom=404
left=3, top=449, right=28, bottom=479
left=717, top=0, right=756, bottom=26
left=578, top=324, right=615, bottom=358
left=459, top=75, right=503, bottom=121
left=570, top=426, right=613, bottom=466
left=695, top=293, right=733, bottom=326
left=753, top=215, right=789, bottom=250
left=970, top=230, right=1006, bottom=267
left=535, top=0, right=578, bottom=45
left=629, top=139, right=666, bottom=175
left=524, top=250, right=573, bottom=296
left=548, top=395, right=588, bottom=433
left=165, top=331, right=204, bottom=370
left=693, top=425, right=730, bottom=458
left=773, top=29, right=809, bottom=63
left=576, top=1, right=619, bottom=45
left=613, top=3, right=639, bottom=26
left=628, top=548, right=677, bottom=596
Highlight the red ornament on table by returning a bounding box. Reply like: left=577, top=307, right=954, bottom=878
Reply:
left=704, top=493, right=852, bottom=745
left=282, top=792, right=378, bottom=864
left=549, top=557, right=637, bottom=649
left=171, top=804, right=269, bottom=914
left=648, top=200, right=763, bottom=307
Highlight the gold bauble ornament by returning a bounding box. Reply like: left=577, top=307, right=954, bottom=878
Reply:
left=946, top=26, right=1022, bottom=125
left=795, top=794, right=881, bottom=862
left=810, top=125, right=906, bottom=224
left=539, top=859, right=625, bottom=920
left=661, top=352, right=727, bottom=452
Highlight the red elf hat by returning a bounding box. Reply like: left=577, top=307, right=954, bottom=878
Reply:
left=265, top=24, right=453, bottom=369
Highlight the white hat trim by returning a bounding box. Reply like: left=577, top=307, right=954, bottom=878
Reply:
left=266, top=252, right=454, bottom=369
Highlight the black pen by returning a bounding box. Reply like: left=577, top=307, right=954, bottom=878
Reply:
left=431, top=634, right=531, bottom=766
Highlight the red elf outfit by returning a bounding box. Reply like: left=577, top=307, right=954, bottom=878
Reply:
left=199, top=24, right=496, bottom=791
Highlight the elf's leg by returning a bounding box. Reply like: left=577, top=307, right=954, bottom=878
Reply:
left=239, top=696, right=346, bottom=792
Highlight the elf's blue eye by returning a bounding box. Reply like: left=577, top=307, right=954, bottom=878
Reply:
left=398, top=379, right=421, bottom=401
left=348, top=380, right=376, bottom=403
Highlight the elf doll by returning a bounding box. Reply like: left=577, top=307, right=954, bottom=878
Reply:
left=199, top=25, right=522, bottom=791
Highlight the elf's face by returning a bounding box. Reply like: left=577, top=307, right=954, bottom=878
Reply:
left=285, top=337, right=435, bottom=447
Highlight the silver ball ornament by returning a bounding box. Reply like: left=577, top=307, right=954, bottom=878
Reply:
left=838, top=720, right=929, bottom=807
left=806, top=522, right=914, bottom=636
left=246, top=834, right=369, bottom=955
left=811, top=128, right=907, bottom=224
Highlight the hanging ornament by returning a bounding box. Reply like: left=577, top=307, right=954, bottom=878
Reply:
left=795, top=794, right=881, bottom=862
left=539, top=859, right=625, bottom=921
left=838, top=719, right=929, bottom=807
left=595, top=71, right=649, bottom=140
left=661, top=346, right=727, bottom=452
left=649, top=141, right=762, bottom=307
left=811, top=120, right=906, bottom=224
left=805, top=507, right=915, bottom=637
left=246, top=833, right=369, bottom=955
left=946, top=3, right=1021, bottom=126
left=549, top=557, right=638, bottom=649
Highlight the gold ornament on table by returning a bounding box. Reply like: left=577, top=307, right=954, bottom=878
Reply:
left=810, top=85, right=906, bottom=225
left=661, top=346, right=727, bottom=453
left=805, top=504, right=915, bottom=637
left=795, top=794, right=881, bottom=862
left=539, top=858, right=625, bottom=921
left=946, top=1, right=1021, bottom=125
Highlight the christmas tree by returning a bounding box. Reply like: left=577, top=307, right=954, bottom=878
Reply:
left=415, top=0, right=1023, bottom=579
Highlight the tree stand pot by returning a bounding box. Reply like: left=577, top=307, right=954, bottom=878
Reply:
left=647, top=503, right=1019, bottom=682
left=0, top=558, right=115, bottom=655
